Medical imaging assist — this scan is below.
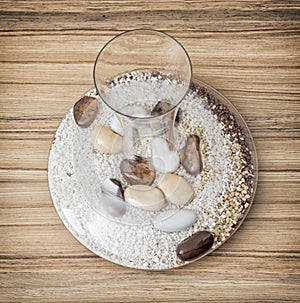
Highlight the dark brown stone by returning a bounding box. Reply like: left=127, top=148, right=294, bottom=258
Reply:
left=73, top=96, right=99, bottom=128
left=181, top=135, right=203, bottom=176
left=176, top=230, right=214, bottom=261
left=120, top=156, right=155, bottom=185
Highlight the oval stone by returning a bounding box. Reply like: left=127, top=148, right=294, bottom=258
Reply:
left=101, top=178, right=126, bottom=217
left=176, top=231, right=214, bottom=261
left=153, top=209, right=196, bottom=232
left=91, top=125, right=123, bottom=154
left=124, top=185, right=165, bottom=212
left=120, top=156, right=155, bottom=185
left=181, top=135, right=203, bottom=176
left=73, top=96, right=99, bottom=128
left=102, top=178, right=124, bottom=197
left=151, top=138, right=179, bottom=173
left=101, top=192, right=126, bottom=217
left=157, top=173, right=194, bottom=206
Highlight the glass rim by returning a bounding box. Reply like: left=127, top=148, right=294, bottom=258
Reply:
left=93, top=28, right=193, bottom=120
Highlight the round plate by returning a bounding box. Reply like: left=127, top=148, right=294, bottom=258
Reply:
left=48, top=78, right=258, bottom=270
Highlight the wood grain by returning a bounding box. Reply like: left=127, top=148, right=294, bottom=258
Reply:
left=0, top=1, right=299, bottom=302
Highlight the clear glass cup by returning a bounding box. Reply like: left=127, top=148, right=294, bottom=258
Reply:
left=72, top=29, right=193, bottom=226
left=93, top=29, right=192, bottom=160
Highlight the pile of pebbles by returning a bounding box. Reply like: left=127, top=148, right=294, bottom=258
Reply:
left=49, top=72, right=255, bottom=269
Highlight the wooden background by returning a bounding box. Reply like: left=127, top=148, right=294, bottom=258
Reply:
left=0, top=1, right=299, bottom=302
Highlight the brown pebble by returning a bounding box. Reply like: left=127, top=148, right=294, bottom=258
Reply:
left=181, top=135, right=203, bottom=176
left=151, top=100, right=181, bottom=124
left=120, top=156, right=155, bottom=185
left=176, top=230, right=214, bottom=261
left=73, top=96, right=99, bottom=128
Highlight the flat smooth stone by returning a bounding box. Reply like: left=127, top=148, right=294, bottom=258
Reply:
left=181, top=135, right=203, bottom=175
left=151, top=138, right=179, bottom=173
left=101, top=178, right=126, bottom=217
left=120, top=156, right=155, bottom=185
left=157, top=173, right=194, bottom=206
left=73, top=96, right=99, bottom=128
left=124, top=184, right=165, bottom=212
left=102, top=178, right=124, bottom=197
left=153, top=209, right=196, bottom=232
left=101, top=191, right=126, bottom=217
left=110, top=114, right=124, bottom=136
left=176, top=231, right=214, bottom=261
left=91, top=125, right=123, bottom=154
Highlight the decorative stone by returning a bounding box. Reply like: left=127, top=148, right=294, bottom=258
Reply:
left=100, top=193, right=126, bottom=217
left=181, top=135, right=203, bottom=175
left=176, top=231, right=214, bottom=261
left=110, top=114, right=124, bottom=136
left=101, top=178, right=126, bottom=217
left=153, top=209, right=196, bottom=232
left=157, top=173, right=194, bottom=205
left=151, top=138, right=179, bottom=173
left=102, top=178, right=124, bottom=197
left=151, top=100, right=180, bottom=124
left=120, top=156, right=155, bottom=185
left=73, top=96, right=99, bottom=128
left=91, top=125, right=122, bottom=154
left=124, top=185, right=165, bottom=212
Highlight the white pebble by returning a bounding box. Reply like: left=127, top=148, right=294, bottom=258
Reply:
left=101, top=191, right=126, bottom=217
left=110, top=114, right=124, bottom=136
left=151, top=138, right=179, bottom=173
left=153, top=209, right=196, bottom=232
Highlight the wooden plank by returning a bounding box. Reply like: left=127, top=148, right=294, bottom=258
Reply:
left=0, top=138, right=51, bottom=170
left=0, top=182, right=51, bottom=208
left=0, top=169, right=46, bottom=183
left=0, top=63, right=299, bottom=94
left=1, top=28, right=299, bottom=39
left=256, top=139, right=300, bottom=171
left=1, top=35, right=298, bottom=66
left=1, top=255, right=299, bottom=275
left=0, top=84, right=86, bottom=120
left=1, top=0, right=299, bottom=13
left=0, top=271, right=298, bottom=303
left=0, top=2, right=299, bottom=33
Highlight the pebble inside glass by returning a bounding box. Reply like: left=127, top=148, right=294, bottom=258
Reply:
left=93, top=29, right=192, bottom=158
